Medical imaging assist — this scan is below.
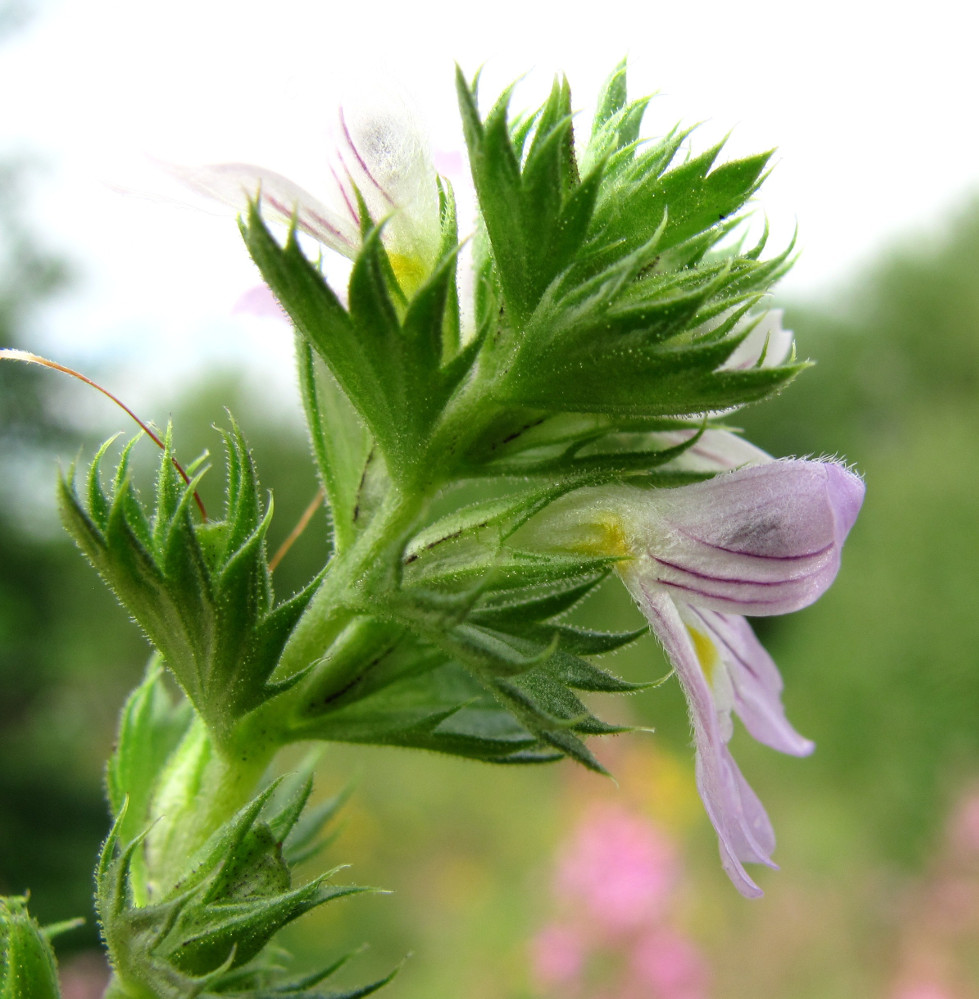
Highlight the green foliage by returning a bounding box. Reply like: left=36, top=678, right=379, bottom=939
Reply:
left=0, top=897, right=64, bottom=999
left=234, top=63, right=800, bottom=781
left=3, top=60, right=821, bottom=997
left=242, top=205, right=465, bottom=494
left=281, top=571, right=643, bottom=770
left=57, top=425, right=317, bottom=747
left=243, top=63, right=799, bottom=511
left=105, top=661, right=195, bottom=902
left=455, top=63, right=801, bottom=424
left=97, top=772, right=388, bottom=999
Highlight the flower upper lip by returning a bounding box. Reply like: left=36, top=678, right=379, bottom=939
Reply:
left=171, top=90, right=441, bottom=290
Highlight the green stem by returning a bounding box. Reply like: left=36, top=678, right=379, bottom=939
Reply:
left=141, top=718, right=273, bottom=901
left=102, top=975, right=148, bottom=999
left=424, top=353, right=506, bottom=476
left=273, top=484, right=425, bottom=685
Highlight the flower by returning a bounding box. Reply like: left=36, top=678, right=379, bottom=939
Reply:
left=621, top=460, right=863, bottom=895
left=530, top=458, right=864, bottom=896
left=554, top=803, right=680, bottom=933
left=530, top=924, right=587, bottom=988
left=172, top=90, right=441, bottom=292
left=720, top=308, right=795, bottom=372
left=649, top=428, right=772, bottom=474
left=629, top=927, right=711, bottom=999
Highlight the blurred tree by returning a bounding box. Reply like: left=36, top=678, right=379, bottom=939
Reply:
left=0, top=149, right=114, bottom=935
left=0, top=125, right=324, bottom=937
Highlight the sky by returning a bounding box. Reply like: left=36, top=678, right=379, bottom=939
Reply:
left=1, top=0, right=977, bottom=406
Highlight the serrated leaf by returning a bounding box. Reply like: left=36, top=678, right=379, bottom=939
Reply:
left=549, top=651, right=647, bottom=693
left=96, top=779, right=383, bottom=999
left=457, top=69, right=598, bottom=329
left=241, top=207, right=402, bottom=466
left=526, top=623, right=647, bottom=656
left=61, top=430, right=319, bottom=746
left=470, top=572, right=606, bottom=624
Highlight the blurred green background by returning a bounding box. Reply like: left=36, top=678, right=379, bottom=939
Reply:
left=3, top=139, right=979, bottom=999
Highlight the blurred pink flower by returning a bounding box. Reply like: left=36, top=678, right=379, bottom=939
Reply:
left=530, top=923, right=587, bottom=988
left=949, top=788, right=979, bottom=857
left=531, top=800, right=713, bottom=999
left=890, top=984, right=960, bottom=999
left=555, top=803, right=680, bottom=933
left=58, top=952, right=110, bottom=999
left=629, top=928, right=711, bottom=999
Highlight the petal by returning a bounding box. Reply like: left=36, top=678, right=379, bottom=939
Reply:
left=653, top=429, right=773, bottom=473
left=635, top=459, right=865, bottom=616
left=683, top=606, right=815, bottom=756
left=332, top=92, right=440, bottom=272
left=625, top=583, right=775, bottom=897
left=697, top=744, right=777, bottom=881
left=232, top=284, right=287, bottom=319
left=171, top=162, right=359, bottom=255
left=722, top=309, right=794, bottom=371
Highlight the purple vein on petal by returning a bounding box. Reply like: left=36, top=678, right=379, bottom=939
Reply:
left=652, top=556, right=824, bottom=589
left=263, top=193, right=355, bottom=250
left=654, top=578, right=785, bottom=608
left=338, top=107, right=394, bottom=205
left=686, top=606, right=761, bottom=681
left=675, top=527, right=835, bottom=562
left=329, top=163, right=361, bottom=226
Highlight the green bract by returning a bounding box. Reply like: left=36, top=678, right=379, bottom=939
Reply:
left=98, top=706, right=387, bottom=998
left=0, top=897, right=67, bottom=999
left=58, top=424, right=317, bottom=750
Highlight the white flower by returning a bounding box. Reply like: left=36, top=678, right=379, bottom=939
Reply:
left=721, top=308, right=794, bottom=371
left=173, top=91, right=441, bottom=293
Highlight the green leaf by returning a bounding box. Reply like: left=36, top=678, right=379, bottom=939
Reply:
left=0, top=897, right=64, bottom=999
left=456, top=69, right=598, bottom=328
left=241, top=206, right=403, bottom=465
left=435, top=175, right=462, bottom=359
left=106, top=660, right=193, bottom=900
left=582, top=60, right=653, bottom=176
left=97, top=779, right=381, bottom=999
left=470, top=572, right=606, bottom=623
left=61, top=427, right=318, bottom=748
left=506, top=322, right=804, bottom=417
left=296, top=338, right=370, bottom=553
left=294, top=658, right=559, bottom=764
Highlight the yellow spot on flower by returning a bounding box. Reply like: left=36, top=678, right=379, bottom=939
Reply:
left=389, top=252, right=428, bottom=295
left=573, top=515, right=634, bottom=559
left=688, top=627, right=720, bottom=685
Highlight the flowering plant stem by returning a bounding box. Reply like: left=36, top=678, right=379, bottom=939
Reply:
left=273, top=486, right=423, bottom=684
left=140, top=720, right=274, bottom=899
left=0, top=61, right=863, bottom=997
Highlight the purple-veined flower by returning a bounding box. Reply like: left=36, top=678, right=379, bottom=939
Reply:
left=172, top=91, right=441, bottom=293
left=529, top=457, right=863, bottom=896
